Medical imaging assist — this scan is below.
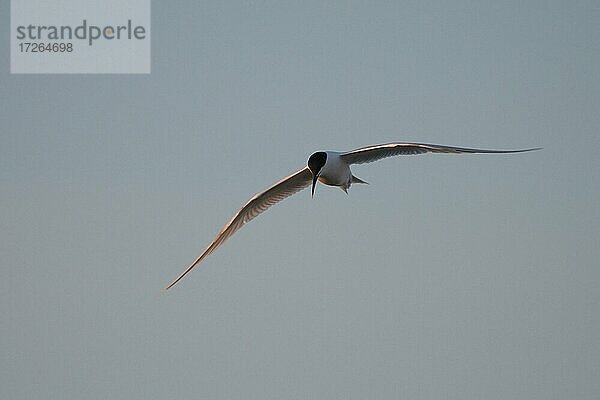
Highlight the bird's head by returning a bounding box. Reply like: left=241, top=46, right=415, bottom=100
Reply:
left=307, top=151, right=327, bottom=197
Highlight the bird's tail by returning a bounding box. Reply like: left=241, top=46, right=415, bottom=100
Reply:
left=351, top=175, right=369, bottom=184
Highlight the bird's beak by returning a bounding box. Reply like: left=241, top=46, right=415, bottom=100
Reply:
left=311, top=173, right=318, bottom=197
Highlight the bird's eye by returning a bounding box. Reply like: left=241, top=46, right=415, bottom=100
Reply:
left=308, top=152, right=327, bottom=172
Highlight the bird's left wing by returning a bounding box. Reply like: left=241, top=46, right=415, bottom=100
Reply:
left=340, top=142, right=541, bottom=165
left=164, top=167, right=313, bottom=290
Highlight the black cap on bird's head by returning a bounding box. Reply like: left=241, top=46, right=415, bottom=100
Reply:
left=307, top=151, right=327, bottom=197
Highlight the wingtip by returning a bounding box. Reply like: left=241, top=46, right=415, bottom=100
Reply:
left=162, top=278, right=180, bottom=292
left=163, top=272, right=187, bottom=291
left=494, top=147, right=542, bottom=153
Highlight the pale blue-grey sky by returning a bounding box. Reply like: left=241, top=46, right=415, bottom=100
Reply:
left=1, top=1, right=599, bottom=399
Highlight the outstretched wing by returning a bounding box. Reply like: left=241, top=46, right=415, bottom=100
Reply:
left=340, top=143, right=540, bottom=165
left=165, top=167, right=313, bottom=290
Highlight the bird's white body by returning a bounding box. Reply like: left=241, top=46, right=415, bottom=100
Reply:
left=317, top=152, right=351, bottom=188
left=164, top=142, right=540, bottom=290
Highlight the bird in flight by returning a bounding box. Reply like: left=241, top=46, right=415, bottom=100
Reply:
left=164, top=142, right=539, bottom=290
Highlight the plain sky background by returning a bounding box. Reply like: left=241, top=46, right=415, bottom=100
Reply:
left=1, top=1, right=599, bottom=399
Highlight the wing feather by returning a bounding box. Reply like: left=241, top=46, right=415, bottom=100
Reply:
left=340, top=143, right=540, bottom=165
left=164, top=167, right=313, bottom=290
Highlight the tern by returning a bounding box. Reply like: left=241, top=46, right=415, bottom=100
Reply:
left=165, top=142, right=539, bottom=290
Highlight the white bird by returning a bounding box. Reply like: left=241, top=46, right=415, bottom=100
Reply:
left=165, top=142, right=539, bottom=290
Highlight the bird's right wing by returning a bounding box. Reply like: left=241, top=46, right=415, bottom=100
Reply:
left=164, top=167, right=313, bottom=290
left=340, top=142, right=541, bottom=165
